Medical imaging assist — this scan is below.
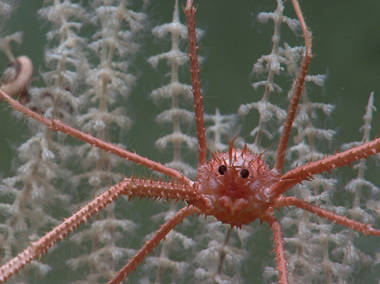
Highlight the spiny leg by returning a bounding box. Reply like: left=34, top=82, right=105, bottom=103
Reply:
left=274, top=0, right=312, bottom=173
left=0, top=88, right=189, bottom=182
left=184, top=2, right=244, bottom=280
left=216, top=227, right=233, bottom=278
left=184, top=0, right=207, bottom=166
left=106, top=206, right=199, bottom=284
left=277, top=196, right=380, bottom=236
left=0, top=179, right=128, bottom=282
left=265, top=214, right=288, bottom=284
left=270, top=137, right=380, bottom=198
left=0, top=178, right=198, bottom=282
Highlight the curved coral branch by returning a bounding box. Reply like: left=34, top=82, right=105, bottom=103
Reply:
left=0, top=56, right=33, bottom=100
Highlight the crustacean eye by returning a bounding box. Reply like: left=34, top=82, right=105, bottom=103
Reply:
left=240, top=168, right=249, bottom=178
left=218, top=165, right=227, bottom=175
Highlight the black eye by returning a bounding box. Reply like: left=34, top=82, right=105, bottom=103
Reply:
left=218, top=165, right=227, bottom=175
left=240, top=168, right=249, bottom=178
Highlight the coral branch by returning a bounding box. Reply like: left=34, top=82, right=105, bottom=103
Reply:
left=0, top=56, right=32, bottom=99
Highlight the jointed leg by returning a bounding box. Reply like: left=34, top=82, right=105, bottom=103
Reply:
left=0, top=178, right=198, bottom=282
left=106, top=206, right=199, bottom=284
left=277, top=196, right=380, bottom=236
left=184, top=0, right=207, bottom=166
left=265, top=214, right=288, bottom=284
left=270, top=137, right=380, bottom=198
left=0, top=179, right=128, bottom=282
left=274, top=0, right=312, bottom=173
left=0, top=88, right=189, bottom=183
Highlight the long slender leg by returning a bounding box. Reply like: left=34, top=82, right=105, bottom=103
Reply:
left=216, top=227, right=233, bottom=278
left=0, top=178, right=198, bottom=282
left=106, top=206, right=199, bottom=284
left=274, top=0, right=312, bottom=173
left=277, top=196, right=380, bottom=236
left=270, top=137, right=380, bottom=198
left=184, top=0, right=207, bottom=166
left=0, top=179, right=128, bottom=282
left=0, top=88, right=190, bottom=182
left=265, top=214, right=288, bottom=284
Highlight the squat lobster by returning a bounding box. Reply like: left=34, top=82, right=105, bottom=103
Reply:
left=1, top=0, right=380, bottom=283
